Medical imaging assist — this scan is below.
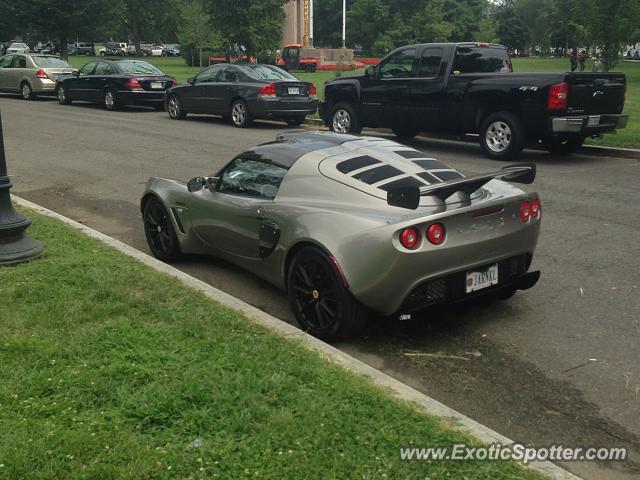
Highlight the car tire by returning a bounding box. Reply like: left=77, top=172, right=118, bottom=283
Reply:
left=287, top=246, right=367, bottom=341
left=167, top=94, right=187, bottom=119
left=56, top=85, right=72, bottom=105
left=143, top=197, right=182, bottom=262
left=304, top=64, right=315, bottom=73
left=479, top=111, right=525, bottom=160
left=100, top=51, right=105, bottom=56
left=103, top=88, right=120, bottom=111
left=329, top=102, right=361, bottom=135
left=392, top=125, right=419, bottom=139
left=85, top=51, right=91, bottom=56
left=230, top=99, right=253, bottom=128
left=542, top=135, right=585, bottom=155
left=21, top=82, right=35, bottom=100
left=285, top=116, right=305, bottom=126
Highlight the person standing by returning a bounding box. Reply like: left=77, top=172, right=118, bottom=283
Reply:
left=569, top=48, right=578, bottom=72
left=578, top=50, right=587, bottom=72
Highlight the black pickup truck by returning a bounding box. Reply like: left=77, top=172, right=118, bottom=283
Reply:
left=319, top=42, right=628, bottom=159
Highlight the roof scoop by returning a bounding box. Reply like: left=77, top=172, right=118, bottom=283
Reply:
left=388, top=163, right=536, bottom=210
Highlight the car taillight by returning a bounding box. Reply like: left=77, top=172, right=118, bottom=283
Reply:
left=426, top=223, right=446, bottom=245
left=399, top=228, right=420, bottom=250
left=531, top=198, right=541, bottom=219
left=309, top=84, right=317, bottom=97
left=519, top=202, right=531, bottom=222
left=170, top=77, right=177, bottom=86
left=35, top=69, right=49, bottom=79
left=258, top=82, right=277, bottom=97
left=125, top=76, right=143, bottom=90
left=547, top=82, right=568, bottom=110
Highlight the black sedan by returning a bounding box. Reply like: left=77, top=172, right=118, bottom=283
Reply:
left=164, top=63, right=318, bottom=127
left=55, top=60, right=176, bottom=111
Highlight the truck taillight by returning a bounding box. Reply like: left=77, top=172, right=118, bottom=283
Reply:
left=125, top=76, right=143, bottom=90
left=547, top=82, right=568, bottom=110
left=258, top=82, right=277, bottom=97
left=35, top=69, right=49, bottom=79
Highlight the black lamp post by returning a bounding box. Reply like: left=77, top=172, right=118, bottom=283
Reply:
left=0, top=109, right=44, bottom=265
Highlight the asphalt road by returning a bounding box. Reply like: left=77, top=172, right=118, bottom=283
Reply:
left=2, top=95, right=639, bottom=480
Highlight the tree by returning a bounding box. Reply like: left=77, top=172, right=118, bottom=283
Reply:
left=15, top=0, right=121, bottom=58
left=313, top=0, right=342, bottom=48
left=494, top=0, right=528, bottom=50
left=177, top=0, right=219, bottom=66
left=204, top=0, right=288, bottom=61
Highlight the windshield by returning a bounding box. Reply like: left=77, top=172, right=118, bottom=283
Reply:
left=452, top=46, right=512, bottom=74
left=115, top=60, right=163, bottom=76
left=244, top=65, right=297, bottom=81
left=33, top=56, right=71, bottom=68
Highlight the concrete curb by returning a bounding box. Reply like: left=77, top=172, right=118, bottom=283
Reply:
left=303, top=119, right=640, bottom=160
left=13, top=194, right=581, bottom=480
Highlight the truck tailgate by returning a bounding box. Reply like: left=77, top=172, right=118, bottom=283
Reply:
left=566, top=73, right=625, bottom=115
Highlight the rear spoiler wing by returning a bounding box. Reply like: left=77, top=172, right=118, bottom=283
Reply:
left=387, top=163, right=536, bottom=210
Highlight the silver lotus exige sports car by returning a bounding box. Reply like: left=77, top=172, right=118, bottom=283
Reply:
left=141, top=131, right=541, bottom=341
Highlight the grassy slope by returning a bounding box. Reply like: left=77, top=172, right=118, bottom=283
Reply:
left=0, top=211, right=545, bottom=480
left=67, top=55, right=638, bottom=148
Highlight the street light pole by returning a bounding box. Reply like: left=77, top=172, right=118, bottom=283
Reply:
left=0, top=110, right=44, bottom=265
left=342, top=0, right=346, bottom=48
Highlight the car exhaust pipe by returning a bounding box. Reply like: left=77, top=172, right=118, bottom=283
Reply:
left=516, top=270, right=540, bottom=291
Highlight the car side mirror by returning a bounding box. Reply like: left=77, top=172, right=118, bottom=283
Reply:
left=72, top=69, right=79, bottom=76
left=365, top=65, right=376, bottom=78
left=188, top=76, right=196, bottom=85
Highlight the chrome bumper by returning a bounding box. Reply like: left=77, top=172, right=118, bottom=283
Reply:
left=551, top=114, right=628, bottom=133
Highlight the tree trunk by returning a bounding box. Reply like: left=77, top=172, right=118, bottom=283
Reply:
left=59, top=34, right=68, bottom=60
left=199, top=46, right=203, bottom=67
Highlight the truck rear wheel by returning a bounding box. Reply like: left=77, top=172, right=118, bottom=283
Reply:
left=479, top=111, right=525, bottom=160
left=329, top=102, right=361, bottom=135
left=542, top=135, right=584, bottom=155
left=304, top=64, right=316, bottom=73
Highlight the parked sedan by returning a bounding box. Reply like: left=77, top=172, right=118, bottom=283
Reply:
left=165, top=63, right=317, bottom=127
left=0, top=54, right=74, bottom=99
left=55, top=59, right=176, bottom=110
left=6, top=43, right=30, bottom=54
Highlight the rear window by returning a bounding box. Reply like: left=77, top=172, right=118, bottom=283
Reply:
left=452, top=46, right=512, bottom=74
left=244, top=65, right=297, bottom=81
left=33, top=56, right=70, bottom=68
left=115, top=60, right=163, bottom=76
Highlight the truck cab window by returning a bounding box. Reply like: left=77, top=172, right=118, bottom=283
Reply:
left=452, top=47, right=512, bottom=74
left=379, top=48, right=416, bottom=79
left=418, top=48, right=443, bottom=77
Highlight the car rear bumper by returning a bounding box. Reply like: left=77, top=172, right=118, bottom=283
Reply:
left=551, top=114, right=628, bottom=134
left=116, top=90, right=166, bottom=104
left=250, top=97, right=318, bottom=118
left=32, top=78, right=56, bottom=94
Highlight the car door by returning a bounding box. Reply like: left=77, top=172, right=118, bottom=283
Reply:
left=213, top=66, right=241, bottom=113
left=0, top=55, right=14, bottom=90
left=91, top=62, right=113, bottom=102
left=189, top=157, right=287, bottom=258
left=68, top=62, right=97, bottom=100
left=409, top=47, right=446, bottom=130
left=359, top=47, right=417, bottom=127
left=8, top=55, right=28, bottom=92
left=180, top=65, right=221, bottom=112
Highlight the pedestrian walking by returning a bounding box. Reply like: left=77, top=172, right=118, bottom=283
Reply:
left=578, top=50, right=587, bottom=72
left=569, top=48, right=578, bottom=72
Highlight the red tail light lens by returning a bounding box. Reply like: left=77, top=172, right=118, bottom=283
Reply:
left=35, top=69, right=49, bottom=79
left=258, top=82, right=277, bottom=97
left=426, top=223, right=446, bottom=245
left=531, top=198, right=541, bottom=219
left=125, top=76, right=143, bottom=90
left=547, top=82, right=568, bottom=110
left=170, top=77, right=177, bottom=86
left=399, top=228, right=420, bottom=250
left=309, top=84, right=317, bottom=97
left=519, top=202, right=531, bottom=222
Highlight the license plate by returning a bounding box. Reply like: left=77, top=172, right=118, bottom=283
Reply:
left=288, top=87, right=300, bottom=95
left=466, top=264, right=499, bottom=293
left=151, top=82, right=163, bottom=89
left=588, top=115, right=600, bottom=127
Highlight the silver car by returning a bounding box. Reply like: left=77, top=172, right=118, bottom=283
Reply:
left=6, top=42, right=30, bottom=54
left=0, top=54, right=75, bottom=99
left=141, top=132, right=542, bottom=341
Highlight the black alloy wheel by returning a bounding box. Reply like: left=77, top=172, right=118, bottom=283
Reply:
left=143, top=197, right=181, bottom=262
left=287, top=247, right=367, bottom=341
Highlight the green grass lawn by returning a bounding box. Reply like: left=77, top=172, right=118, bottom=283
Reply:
left=67, top=55, right=638, bottom=149
left=0, top=210, right=546, bottom=479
